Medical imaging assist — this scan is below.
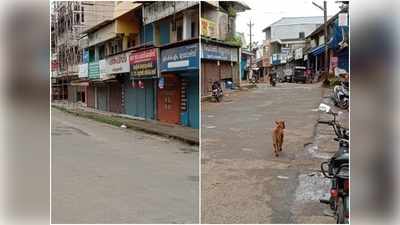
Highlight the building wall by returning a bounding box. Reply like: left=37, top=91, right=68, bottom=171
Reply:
left=271, top=24, right=320, bottom=41
left=201, top=7, right=228, bottom=40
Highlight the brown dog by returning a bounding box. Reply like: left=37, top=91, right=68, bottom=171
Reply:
left=272, top=120, right=285, bottom=157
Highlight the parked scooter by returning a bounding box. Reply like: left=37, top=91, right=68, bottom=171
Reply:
left=212, top=81, right=223, bottom=102
left=318, top=103, right=349, bottom=224
left=333, top=81, right=349, bottom=109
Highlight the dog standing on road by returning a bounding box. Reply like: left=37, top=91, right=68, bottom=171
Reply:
left=272, top=120, right=285, bottom=157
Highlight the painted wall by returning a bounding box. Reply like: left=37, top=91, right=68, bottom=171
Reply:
left=271, top=24, right=320, bottom=41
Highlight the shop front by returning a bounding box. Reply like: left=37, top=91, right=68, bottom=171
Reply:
left=125, top=48, right=158, bottom=120
left=201, top=41, right=239, bottom=96
left=159, top=42, right=199, bottom=128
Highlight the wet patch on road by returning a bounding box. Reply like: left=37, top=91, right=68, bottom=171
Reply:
left=295, top=173, right=330, bottom=202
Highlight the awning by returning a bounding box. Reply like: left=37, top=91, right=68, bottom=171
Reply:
left=309, top=44, right=326, bottom=56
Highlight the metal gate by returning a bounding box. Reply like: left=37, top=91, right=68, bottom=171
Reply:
left=96, top=86, right=109, bottom=111
left=125, top=80, right=155, bottom=120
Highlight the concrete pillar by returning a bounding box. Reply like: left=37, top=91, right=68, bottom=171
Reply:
left=182, top=11, right=192, bottom=40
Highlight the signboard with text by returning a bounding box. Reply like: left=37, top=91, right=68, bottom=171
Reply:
left=160, top=43, right=199, bottom=72
left=201, top=43, right=238, bottom=62
left=106, top=52, right=130, bottom=74
left=79, top=63, right=88, bottom=78
left=129, top=48, right=158, bottom=78
left=88, top=62, right=100, bottom=79
left=201, top=18, right=217, bottom=38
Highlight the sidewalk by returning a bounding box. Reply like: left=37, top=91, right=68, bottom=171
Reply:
left=51, top=101, right=199, bottom=145
left=312, top=87, right=349, bottom=158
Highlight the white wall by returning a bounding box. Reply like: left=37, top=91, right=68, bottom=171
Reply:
left=271, top=24, right=320, bottom=41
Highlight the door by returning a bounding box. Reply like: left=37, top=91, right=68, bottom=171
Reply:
left=158, top=74, right=180, bottom=124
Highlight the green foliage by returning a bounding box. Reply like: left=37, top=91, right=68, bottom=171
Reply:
left=225, top=35, right=242, bottom=47
left=227, top=6, right=237, bottom=17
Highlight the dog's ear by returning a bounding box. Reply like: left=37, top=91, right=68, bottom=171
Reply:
left=281, top=121, right=286, bottom=129
left=275, top=120, right=279, bottom=125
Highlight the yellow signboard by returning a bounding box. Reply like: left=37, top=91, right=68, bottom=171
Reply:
left=201, top=18, right=216, bottom=38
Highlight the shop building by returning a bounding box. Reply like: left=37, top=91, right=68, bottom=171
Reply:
left=201, top=38, right=240, bottom=96
left=159, top=41, right=199, bottom=128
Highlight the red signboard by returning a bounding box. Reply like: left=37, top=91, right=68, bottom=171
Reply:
left=129, top=48, right=158, bottom=77
left=51, top=60, right=58, bottom=71
left=129, top=48, right=157, bottom=64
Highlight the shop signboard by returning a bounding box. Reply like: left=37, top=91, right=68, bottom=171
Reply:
left=99, top=59, right=107, bottom=79
left=129, top=48, right=158, bottom=78
left=201, top=18, right=217, bottom=38
left=295, top=48, right=303, bottom=60
left=88, top=61, right=100, bottom=79
left=106, top=52, right=130, bottom=74
left=79, top=63, right=88, bottom=78
left=339, top=13, right=348, bottom=27
left=160, top=43, right=199, bottom=72
left=201, top=43, right=238, bottom=62
left=272, top=53, right=280, bottom=65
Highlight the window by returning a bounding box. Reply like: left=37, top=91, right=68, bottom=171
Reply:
left=191, top=22, right=196, bottom=38
left=299, top=32, right=305, bottom=39
left=99, top=45, right=105, bottom=60
left=176, top=18, right=183, bottom=41
left=127, top=34, right=137, bottom=48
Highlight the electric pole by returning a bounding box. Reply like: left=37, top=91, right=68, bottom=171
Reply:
left=323, top=1, right=328, bottom=78
left=247, top=20, right=254, bottom=81
left=312, top=1, right=328, bottom=79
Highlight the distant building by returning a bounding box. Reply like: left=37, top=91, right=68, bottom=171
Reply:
left=306, top=5, right=349, bottom=77
left=261, top=16, right=325, bottom=80
left=51, top=1, right=115, bottom=100
left=200, top=1, right=249, bottom=97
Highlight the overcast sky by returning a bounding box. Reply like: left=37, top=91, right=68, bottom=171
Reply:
left=236, top=0, right=342, bottom=45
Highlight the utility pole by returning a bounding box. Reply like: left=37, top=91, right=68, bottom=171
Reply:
left=247, top=20, right=254, bottom=81
left=312, top=0, right=328, bottom=79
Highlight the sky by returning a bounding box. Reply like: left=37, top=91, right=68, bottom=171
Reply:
left=236, top=0, right=342, bottom=46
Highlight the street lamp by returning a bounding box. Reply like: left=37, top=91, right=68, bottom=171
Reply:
left=312, top=1, right=328, bottom=79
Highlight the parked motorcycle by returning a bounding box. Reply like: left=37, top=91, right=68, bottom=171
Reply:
left=212, top=81, right=223, bottom=102
left=333, top=81, right=349, bottom=109
left=318, top=103, right=349, bottom=224
left=249, top=75, right=258, bottom=84
left=269, top=73, right=277, bottom=87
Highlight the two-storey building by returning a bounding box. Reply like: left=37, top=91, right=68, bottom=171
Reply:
left=200, top=1, right=249, bottom=97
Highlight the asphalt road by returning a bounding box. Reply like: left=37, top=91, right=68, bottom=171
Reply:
left=201, top=82, right=335, bottom=224
left=51, top=109, right=199, bottom=224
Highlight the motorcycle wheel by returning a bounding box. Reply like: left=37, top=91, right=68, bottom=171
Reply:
left=336, top=197, right=347, bottom=224
left=338, top=99, right=349, bottom=109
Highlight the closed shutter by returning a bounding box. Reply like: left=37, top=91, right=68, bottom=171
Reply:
left=220, top=62, right=232, bottom=80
